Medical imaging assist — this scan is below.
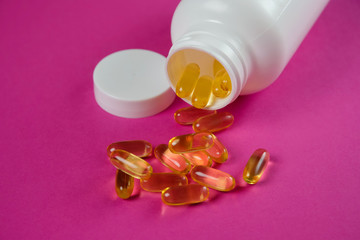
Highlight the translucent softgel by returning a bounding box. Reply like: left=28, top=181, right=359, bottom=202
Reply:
left=181, top=151, right=213, bottom=167
left=176, top=63, right=200, bottom=98
left=154, top=144, right=191, bottom=174
left=107, top=140, right=152, bottom=158
left=115, top=170, right=134, bottom=199
left=191, top=75, right=214, bottom=109
left=193, top=112, right=234, bottom=132
left=243, top=149, right=270, bottom=184
left=204, top=135, right=228, bottom=163
left=174, top=106, right=216, bottom=125
left=140, top=173, right=188, bottom=192
left=168, top=132, right=214, bottom=153
left=191, top=165, right=235, bottom=192
left=110, top=150, right=153, bottom=180
left=161, top=184, right=209, bottom=206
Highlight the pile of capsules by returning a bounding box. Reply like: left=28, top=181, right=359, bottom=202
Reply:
left=107, top=106, right=270, bottom=206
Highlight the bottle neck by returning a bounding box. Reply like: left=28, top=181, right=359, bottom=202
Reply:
left=167, top=31, right=249, bottom=109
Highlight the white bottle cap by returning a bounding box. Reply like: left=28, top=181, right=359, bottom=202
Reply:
left=93, top=49, right=175, bottom=118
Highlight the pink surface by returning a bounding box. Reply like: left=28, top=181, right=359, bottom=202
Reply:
left=0, top=0, right=359, bottom=239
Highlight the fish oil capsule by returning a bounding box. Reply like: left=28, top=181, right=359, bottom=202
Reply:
left=110, top=150, right=153, bottom=179
left=115, top=170, right=134, bottom=199
left=161, top=184, right=209, bottom=206
left=212, top=70, right=232, bottom=98
left=182, top=151, right=212, bottom=167
left=243, top=149, right=270, bottom=184
left=204, top=135, right=228, bottom=163
left=176, top=63, right=200, bottom=98
left=193, top=112, right=234, bottom=132
left=140, top=173, right=188, bottom=192
left=213, top=59, right=224, bottom=76
left=154, top=144, right=191, bottom=174
left=191, top=166, right=236, bottom=192
left=191, top=75, right=213, bottom=109
left=168, top=132, right=214, bottom=153
left=174, top=106, right=216, bottom=125
left=107, top=140, right=152, bottom=158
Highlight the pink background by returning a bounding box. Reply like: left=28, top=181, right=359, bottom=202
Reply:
left=1, top=0, right=359, bottom=239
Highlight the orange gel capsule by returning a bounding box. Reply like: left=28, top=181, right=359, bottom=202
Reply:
left=140, top=173, right=188, bottom=192
left=243, top=149, right=270, bottom=184
left=107, top=140, right=152, bottom=158
left=168, top=132, right=214, bottom=153
left=176, top=63, right=200, bottom=98
left=212, top=70, right=232, bottom=98
left=154, top=144, right=191, bottom=174
left=110, top=150, right=153, bottom=179
left=191, top=75, right=213, bottom=109
left=193, top=112, right=234, bottom=132
left=161, top=184, right=209, bottom=206
left=182, top=151, right=212, bottom=167
left=174, top=106, right=216, bottom=125
left=204, top=135, right=228, bottom=163
left=115, top=170, right=134, bottom=199
left=191, top=166, right=236, bottom=192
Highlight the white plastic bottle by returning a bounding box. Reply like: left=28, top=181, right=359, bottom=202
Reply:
left=166, top=0, right=329, bottom=109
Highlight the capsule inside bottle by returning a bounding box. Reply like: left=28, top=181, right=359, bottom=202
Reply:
left=191, top=166, right=235, bottom=192
left=161, top=184, right=209, bottom=206
left=175, top=63, right=200, bottom=98
left=154, top=144, right=191, bottom=174
left=193, top=112, right=234, bottom=132
left=115, top=170, right=134, bottom=199
left=174, top=106, right=216, bottom=125
left=140, top=173, right=188, bottom=192
left=110, top=150, right=153, bottom=180
left=107, top=140, right=152, bottom=158
left=243, top=149, right=270, bottom=184
left=168, top=132, right=214, bottom=153
left=191, top=75, right=214, bottom=109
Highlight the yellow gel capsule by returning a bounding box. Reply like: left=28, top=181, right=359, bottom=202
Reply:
left=161, top=184, right=209, bottom=206
left=204, top=135, right=228, bottom=163
left=174, top=106, right=216, bottom=125
left=115, top=170, right=134, bottom=199
left=182, top=151, right=212, bottom=167
left=193, top=112, right=234, bottom=133
left=243, top=149, right=270, bottom=184
left=176, top=63, right=200, bottom=98
left=107, top=140, right=152, bottom=158
left=168, top=132, right=214, bottom=154
left=154, top=144, right=191, bottom=174
left=213, top=59, right=224, bottom=76
left=191, top=166, right=236, bottom=192
left=191, top=75, right=213, bottom=109
left=140, top=173, right=188, bottom=192
left=110, top=150, right=153, bottom=180
left=212, top=70, right=232, bottom=98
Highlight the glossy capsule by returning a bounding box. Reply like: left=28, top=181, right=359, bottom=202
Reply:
left=191, top=166, right=236, bottom=192
left=193, top=112, right=234, bottom=132
left=243, top=149, right=270, bottom=184
left=107, top=140, right=152, bottom=158
left=182, top=151, right=212, bottom=167
left=154, top=144, right=191, bottom=174
left=176, top=63, right=200, bottom=98
left=140, top=173, right=188, bottom=192
left=204, top=135, right=228, bottom=163
left=161, top=184, right=209, bottom=206
left=115, top=170, right=134, bottom=199
left=191, top=75, right=213, bottom=109
left=168, top=132, right=214, bottom=153
left=110, top=150, right=153, bottom=179
left=212, top=70, right=232, bottom=98
left=213, top=59, right=224, bottom=76
left=174, top=106, right=216, bottom=125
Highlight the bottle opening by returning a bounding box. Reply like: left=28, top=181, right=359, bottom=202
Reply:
left=167, top=48, right=233, bottom=109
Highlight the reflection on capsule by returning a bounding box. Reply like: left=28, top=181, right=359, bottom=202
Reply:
left=161, top=184, right=209, bottom=206
left=191, top=75, right=213, bottom=109
left=181, top=151, right=212, bottom=167
left=140, top=173, right=188, bottom=192
left=191, top=166, right=235, bottom=192
left=110, top=150, right=153, bottom=180
left=243, top=149, right=270, bottom=184
left=174, top=106, right=216, bottom=125
left=193, top=112, right=234, bottom=133
left=168, top=132, right=214, bottom=153
left=204, top=135, right=228, bottom=163
left=115, top=170, right=134, bottom=199
left=107, top=140, right=152, bottom=158
left=154, top=144, right=191, bottom=174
